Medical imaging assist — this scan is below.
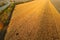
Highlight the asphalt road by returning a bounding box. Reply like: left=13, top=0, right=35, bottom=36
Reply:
left=4, top=0, right=60, bottom=40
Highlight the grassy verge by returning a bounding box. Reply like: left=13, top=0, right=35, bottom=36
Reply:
left=0, top=3, right=15, bottom=27
left=0, top=4, right=10, bottom=15
left=0, top=3, right=15, bottom=40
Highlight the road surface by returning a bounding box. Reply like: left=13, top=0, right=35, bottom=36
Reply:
left=4, top=0, right=60, bottom=40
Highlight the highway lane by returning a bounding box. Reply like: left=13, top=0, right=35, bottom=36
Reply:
left=4, top=0, right=60, bottom=40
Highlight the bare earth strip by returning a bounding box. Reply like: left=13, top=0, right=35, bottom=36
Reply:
left=4, top=0, right=60, bottom=40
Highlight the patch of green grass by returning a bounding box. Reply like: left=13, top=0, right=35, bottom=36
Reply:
left=0, top=3, right=15, bottom=27
left=0, top=3, right=15, bottom=40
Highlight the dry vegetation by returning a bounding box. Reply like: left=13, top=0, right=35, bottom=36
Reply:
left=4, top=0, right=60, bottom=40
left=0, top=1, right=6, bottom=7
